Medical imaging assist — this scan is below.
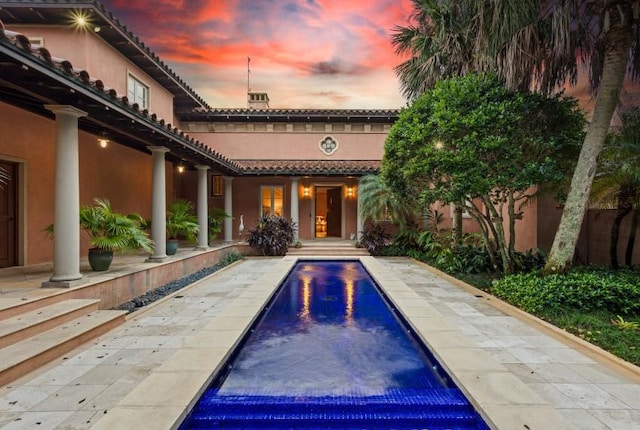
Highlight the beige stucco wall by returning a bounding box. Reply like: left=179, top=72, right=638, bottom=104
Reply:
left=7, top=25, right=175, bottom=122
left=0, top=102, right=170, bottom=265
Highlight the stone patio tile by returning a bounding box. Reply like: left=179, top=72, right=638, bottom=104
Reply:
left=552, top=383, right=633, bottom=409
left=0, top=385, right=62, bottom=412
left=455, top=371, right=548, bottom=407
left=599, top=383, right=640, bottom=408
left=502, top=363, right=547, bottom=383
left=529, top=382, right=583, bottom=408
left=32, top=384, right=107, bottom=412
left=23, top=365, right=95, bottom=387
left=569, top=364, right=631, bottom=384
left=0, top=411, right=74, bottom=430
left=588, top=408, right=640, bottom=430
left=506, top=347, right=555, bottom=364
left=69, top=364, right=135, bottom=386
left=436, top=348, right=508, bottom=372
left=481, top=405, right=578, bottom=430
left=60, top=349, right=122, bottom=367
left=56, top=410, right=103, bottom=429
left=117, top=371, right=210, bottom=408
left=89, top=406, right=185, bottom=430
left=558, top=409, right=611, bottom=430
left=155, top=348, right=228, bottom=372
left=526, top=363, right=591, bottom=383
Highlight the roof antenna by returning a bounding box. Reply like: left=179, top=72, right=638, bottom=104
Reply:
left=247, top=56, right=251, bottom=93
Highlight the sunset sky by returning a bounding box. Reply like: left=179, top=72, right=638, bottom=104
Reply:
left=100, top=0, right=414, bottom=109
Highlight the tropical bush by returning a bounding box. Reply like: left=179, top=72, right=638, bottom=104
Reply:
left=246, top=215, right=297, bottom=256
left=359, top=223, right=392, bottom=255
left=166, top=199, right=199, bottom=241
left=70, top=198, right=153, bottom=254
left=491, top=267, right=640, bottom=315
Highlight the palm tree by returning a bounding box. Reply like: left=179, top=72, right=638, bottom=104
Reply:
left=358, top=175, right=419, bottom=229
left=392, top=0, right=484, bottom=100
left=591, top=107, right=640, bottom=268
left=393, top=0, right=640, bottom=272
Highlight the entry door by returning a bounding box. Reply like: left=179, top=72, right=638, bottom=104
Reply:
left=0, top=161, right=17, bottom=268
left=326, top=187, right=342, bottom=237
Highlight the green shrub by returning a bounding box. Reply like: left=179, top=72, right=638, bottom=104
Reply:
left=246, top=215, right=297, bottom=256
left=219, top=251, right=244, bottom=266
left=491, top=268, right=640, bottom=314
left=359, top=223, right=392, bottom=255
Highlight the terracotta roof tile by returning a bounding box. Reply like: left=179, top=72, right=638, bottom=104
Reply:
left=237, top=160, right=380, bottom=175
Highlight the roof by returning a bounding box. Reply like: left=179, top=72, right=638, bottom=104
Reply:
left=0, top=27, right=239, bottom=174
left=237, top=160, right=380, bottom=176
left=182, top=108, right=400, bottom=123
left=0, top=0, right=210, bottom=112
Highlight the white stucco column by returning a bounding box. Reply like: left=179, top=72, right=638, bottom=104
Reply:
left=357, top=191, right=364, bottom=242
left=147, top=146, right=170, bottom=261
left=43, top=105, right=87, bottom=287
left=223, top=176, right=233, bottom=242
left=195, top=165, right=209, bottom=249
left=290, top=177, right=299, bottom=241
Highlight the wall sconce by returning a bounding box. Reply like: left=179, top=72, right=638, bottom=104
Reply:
left=97, top=131, right=109, bottom=148
left=303, top=187, right=310, bottom=198
left=177, top=164, right=185, bottom=174
left=346, top=187, right=354, bottom=198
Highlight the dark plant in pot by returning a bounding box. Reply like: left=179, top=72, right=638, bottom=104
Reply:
left=48, top=198, right=154, bottom=271
left=166, top=199, right=199, bottom=255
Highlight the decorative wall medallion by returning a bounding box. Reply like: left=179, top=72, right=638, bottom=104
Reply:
left=318, top=136, right=339, bottom=155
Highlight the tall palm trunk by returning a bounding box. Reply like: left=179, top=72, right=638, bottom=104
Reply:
left=626, top=209, right=639, bottom=266
left=610, top=199, right=632, bottom=269
left=544, top=25, right=632, bottom=274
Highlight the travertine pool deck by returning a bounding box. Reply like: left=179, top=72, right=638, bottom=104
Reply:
left=0, top=256, right=638, bottom=429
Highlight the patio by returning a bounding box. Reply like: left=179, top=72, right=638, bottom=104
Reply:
left=0, top=256, right=638, bottom=429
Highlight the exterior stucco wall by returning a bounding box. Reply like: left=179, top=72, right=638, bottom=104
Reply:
left=187, top=127, right=388, bottom=160
left=8, top=25, right=175, bottom=122
left=0, top=102, right=172, bottom=265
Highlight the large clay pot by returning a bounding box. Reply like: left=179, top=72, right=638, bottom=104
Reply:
left=88, top=248, right=113, bottom=271
left=166, top=239, right=179, bottom=255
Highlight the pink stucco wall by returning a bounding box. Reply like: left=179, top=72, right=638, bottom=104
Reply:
left=191, top=131, right=387, bottom=160
left=0, top=102, right=170, bottom=265
left=8, top=25, right=175, bottom=122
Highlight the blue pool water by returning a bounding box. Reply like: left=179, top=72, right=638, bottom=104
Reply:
left=180, top=260, right=490, bottom=429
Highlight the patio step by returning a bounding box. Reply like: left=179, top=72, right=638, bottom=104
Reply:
left=0, top=309, right=127, bottom=386
left=287, top=241, right=369, bottom=257
left=0, top=299, right=100, bottom=348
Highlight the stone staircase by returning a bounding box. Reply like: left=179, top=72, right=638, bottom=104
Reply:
left=287, top=240, right=369, bottom=257
left=0, top=296, right=127, bottom=386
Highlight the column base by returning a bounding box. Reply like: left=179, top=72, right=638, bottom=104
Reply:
left=195, top=246, right=209, bottom=251
left=42, top=277, right=87, bottom=289
left=145, top=255, right=168, bottom=263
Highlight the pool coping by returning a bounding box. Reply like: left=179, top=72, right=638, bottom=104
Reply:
left=90, top=255, right=613, bottom=429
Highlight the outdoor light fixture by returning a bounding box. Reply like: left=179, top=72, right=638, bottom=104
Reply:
left=434, top=140, right=444, bottom=150
left=303, top=187, right=310, bottom=198
left=346, top=187, right=354, bottom=198
left=177, top=164, right=185, bottom=174
left=97, top=132, right=109, bottom=148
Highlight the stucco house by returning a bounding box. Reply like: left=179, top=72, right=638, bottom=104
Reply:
left=0, top=0, right=637, bottom=288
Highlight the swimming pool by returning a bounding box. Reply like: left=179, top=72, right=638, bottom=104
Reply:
left=180, top=260, right=489, bottom=429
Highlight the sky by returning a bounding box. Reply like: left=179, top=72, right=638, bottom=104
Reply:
left=99, top=0, right=414, bottom=109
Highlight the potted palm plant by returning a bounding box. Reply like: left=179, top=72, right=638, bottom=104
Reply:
left=208, top=207, right=229, bottom=243
left=166, top=199, right=199, bottom=255
left=77, top=198, right=154, bottom=271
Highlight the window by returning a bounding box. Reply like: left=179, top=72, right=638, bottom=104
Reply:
left=127, top=73, right=149, bottom=109
left=261, top=186, right=283, bottom=216
left=211, top=176, right=223, bottom=197
left=28, top=37, right=44, bottom=49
